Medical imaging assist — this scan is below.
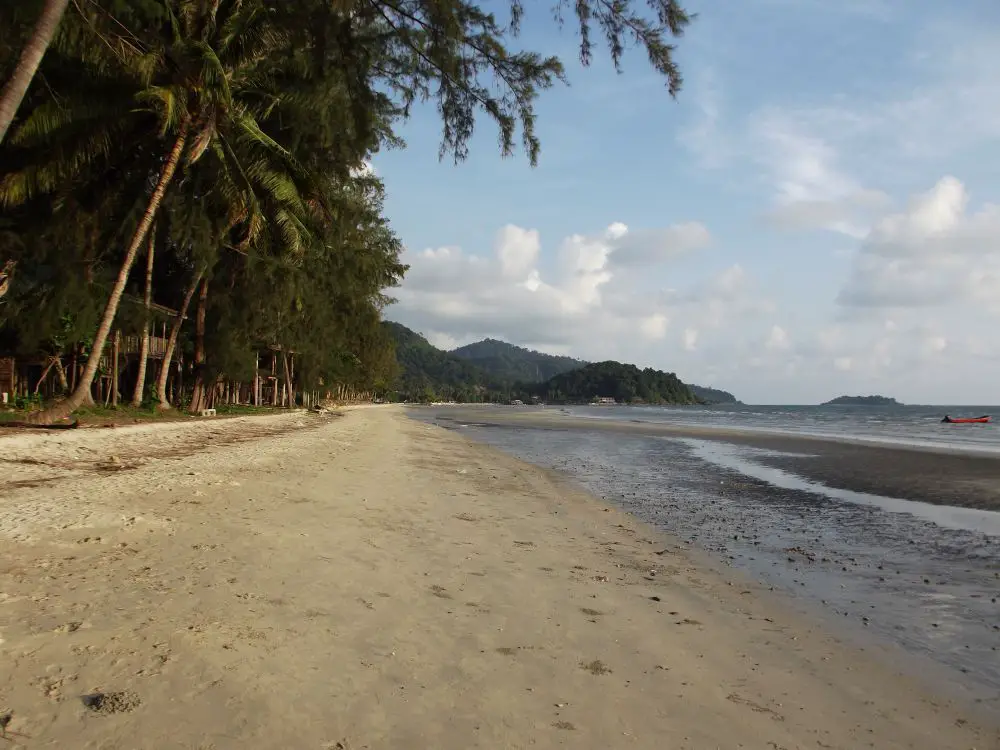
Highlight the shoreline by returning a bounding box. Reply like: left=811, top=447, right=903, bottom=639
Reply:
left=0, top=407, right=995, bottom=748
left=421, top=407, right=1000, bottom=511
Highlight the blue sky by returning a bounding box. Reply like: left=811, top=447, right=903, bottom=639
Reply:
left=376, top=0, right=1000, bottom=404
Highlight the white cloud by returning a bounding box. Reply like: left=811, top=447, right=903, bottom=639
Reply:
left=834, top=356, right=853, bottom=372
left=751, top=110, right=892, bottom=237
left=389, top=221, right=774, bottom=367
left=838, top=176, right=1000, bottom=311
left=640, top=314, right=670, bottom=340
left=682, top=327, right=698, bottom=351
left=495, top=225, right=540, bottom=279
left=681, top=24, right=1000, bottom=241
left=765, top=325, right=790, bottom=351
left=646, top=175, right=1000, bottom=403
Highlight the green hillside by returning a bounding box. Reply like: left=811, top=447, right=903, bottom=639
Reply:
left=383, top=322, right=496, bottom=402
left=688, top=384, right=739, bottom=404
left=528, top=361, right=698, bottom=405
left=451, top=339, right=585, bottom=383
left=384, top=323, right=736, bottom=405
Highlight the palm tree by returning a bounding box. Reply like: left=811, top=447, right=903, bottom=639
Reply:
left=0, top=0, right=72, bottom=144
left=1, top=0, right=314, bottom=422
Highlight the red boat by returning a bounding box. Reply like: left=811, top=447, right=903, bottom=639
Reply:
left=941, top=415, right=991, bottom=424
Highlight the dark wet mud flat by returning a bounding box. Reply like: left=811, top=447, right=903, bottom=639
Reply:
left=418, top=413, right=1000, bottom=708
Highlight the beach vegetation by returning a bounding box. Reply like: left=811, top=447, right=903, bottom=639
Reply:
left=0, top=0, right=692, bottom=421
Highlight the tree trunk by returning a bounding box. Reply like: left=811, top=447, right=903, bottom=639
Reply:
left=131, top=229, right=156, bottom=406
left=53, top=356, right=68, bottom=392
left=28, top=128, right=188, bottom=424
left=282, top=351, right=293, bottom=408
left=111, top=330, right=120, bottom=406
left=34, top=358, right=56, bottom=395
left=188, top=276, right=209, bottom=414
left=0, top=0, right=72, bottom=145
left=156, top=269, right=202, bottom=409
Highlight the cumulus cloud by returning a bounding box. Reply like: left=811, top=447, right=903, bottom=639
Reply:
left=751, top=111, right=893, bottom=237
left=388, top=221, right=774, bottom=366
left=838, top=176, right=1000, bottom=311
left=390, top=175, right=1000, bottom=404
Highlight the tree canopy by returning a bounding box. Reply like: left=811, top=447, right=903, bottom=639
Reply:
left=384, top=323, right=725, bottom=406
left=0, top=0, right=693, bottom=418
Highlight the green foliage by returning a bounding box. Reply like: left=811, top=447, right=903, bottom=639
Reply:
left=451, top=338, right=584, bottom=383
left=0, top=0, right=693, bottom=411
left=688, top=384, right=738, bottom=404
left=385, top=322, right=498, bottom=402
left=822, top=395, right=901, bottom=406
left=386, top=323, right=708, bottom=406
left=529, top=360, right=697, bottom=405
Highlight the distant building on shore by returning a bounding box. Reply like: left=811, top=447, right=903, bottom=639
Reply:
left=591, top=396, right=616, bottom=405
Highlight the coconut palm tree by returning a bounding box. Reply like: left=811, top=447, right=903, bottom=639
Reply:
left=1, top=0, right=315, bottom=422
left=0, top=0, right=72, bottom=144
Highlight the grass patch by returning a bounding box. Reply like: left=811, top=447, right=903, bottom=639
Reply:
left=0, top=400, right=297, bottom=427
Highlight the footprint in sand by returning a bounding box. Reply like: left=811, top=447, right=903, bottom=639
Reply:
left=726, top=693, right=785, bottom=721
left=429, top=585, right=452, bottom=599
left=579, top=659, right=612, bottom=675
left=82, top=690, right=142, bottom=715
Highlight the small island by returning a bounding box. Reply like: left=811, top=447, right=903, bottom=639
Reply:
left=821, top=395, right=902, bottom=406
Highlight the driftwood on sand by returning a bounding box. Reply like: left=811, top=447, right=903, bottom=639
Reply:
left=0, top=419, right=79, bottom=430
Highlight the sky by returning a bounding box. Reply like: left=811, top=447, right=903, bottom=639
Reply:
left=374, top=0, right=1000, bottom=405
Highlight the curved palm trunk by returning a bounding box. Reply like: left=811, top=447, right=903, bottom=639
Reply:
left=0, top=0, right=72, bottom=145
left=156, top=269, right=202, bottom=410
left=131, top=231, right=156, bottom=406
left=29, top=128, right=188, bottom=424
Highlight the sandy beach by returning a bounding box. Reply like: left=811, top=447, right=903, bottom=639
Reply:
left=0, top=407, right=996, bottom=749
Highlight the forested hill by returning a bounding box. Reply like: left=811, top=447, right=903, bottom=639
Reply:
left=822, top=395, right=901, bottom=406
left=688, top=384, right=739, bottom=404
left=382, top=323, right=495, bottom=402
left=451, top=338, right=586, bottom=383
left=384, top=323, right=736, bottom=405
left=531, top=361, right=698, bottom=405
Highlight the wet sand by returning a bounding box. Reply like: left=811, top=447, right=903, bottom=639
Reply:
left=418, top=405, right=1000, bottom=703
left=0, top=407, right=996, bottom=748
left=428, top=407, right=1000, bottom=510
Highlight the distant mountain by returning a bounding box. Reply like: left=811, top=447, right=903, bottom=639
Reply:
left=822, top=395, right=902, bottom=406
left=451, top=338, right=586, bottom=383
left=688, top=384, right=739, bottom=404
left=384, top=322, right=738, bottom=405
left=450, top=337, right=737, bottom=401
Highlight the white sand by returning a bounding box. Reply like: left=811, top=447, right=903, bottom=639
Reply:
left=0, top=406, right=994, bottom=748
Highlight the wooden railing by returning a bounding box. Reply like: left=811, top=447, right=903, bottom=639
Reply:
left=120, top=335, right=169, bottom=359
